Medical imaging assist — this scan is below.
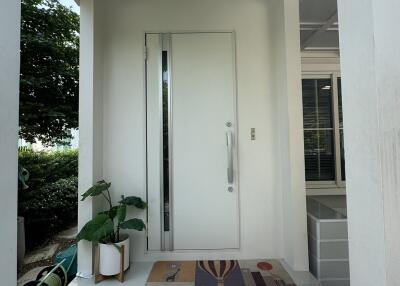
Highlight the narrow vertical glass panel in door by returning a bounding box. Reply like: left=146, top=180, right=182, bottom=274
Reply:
left=162, top=51, right=170, bottom=231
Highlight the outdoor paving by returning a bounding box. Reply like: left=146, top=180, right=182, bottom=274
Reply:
left=18, top=224, right=77, bottom=284
left=23, top=243, right=59, bottom=265
left=17, top=266, right=44, bottom=286
left=57, top=225, right=77, bottom=240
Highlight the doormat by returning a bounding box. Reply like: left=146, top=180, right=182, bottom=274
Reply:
left=196, top=260, right=245, bottom=286
left=238, top=260, right=297, bottom=286
left=146, top=260, right=297, bottom=286
left=147, top=261, right=196, bottom=286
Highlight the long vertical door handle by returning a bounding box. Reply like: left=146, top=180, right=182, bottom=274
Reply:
left=226, top=131, right=234, bottom=184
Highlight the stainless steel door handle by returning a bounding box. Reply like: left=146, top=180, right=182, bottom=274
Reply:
left=226, top=130, right=234, bottom=185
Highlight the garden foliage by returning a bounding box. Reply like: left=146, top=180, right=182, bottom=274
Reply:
left=20, top=0, right=79, bottom=145
left=18, top=149, right=78, bottom=249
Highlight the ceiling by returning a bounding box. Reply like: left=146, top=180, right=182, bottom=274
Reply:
left=73, top=0, right=339, bottom=51
left=299, top=0, right=339, bottom=51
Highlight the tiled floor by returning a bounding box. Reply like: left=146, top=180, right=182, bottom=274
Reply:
left=70, top=260, right=321, bottom=286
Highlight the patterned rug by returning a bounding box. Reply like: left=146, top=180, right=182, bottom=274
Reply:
left=238, top=260, right=296, bottom=286
left=146, top=260, right=296, bottom=286
left=147, top=261, right=196, bottom=286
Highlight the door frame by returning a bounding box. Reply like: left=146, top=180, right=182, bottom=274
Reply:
left=144, top=30, right=241, bottom=252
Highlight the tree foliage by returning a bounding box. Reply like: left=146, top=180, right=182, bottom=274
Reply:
left=20, top=0, right=79, bottom=145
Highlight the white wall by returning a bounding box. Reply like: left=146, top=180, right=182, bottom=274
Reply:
left=81, top=0, right=307, bottom=270
left=338, top=0, right=400, bottom=285
left=0, top=0, right=20, bottom=284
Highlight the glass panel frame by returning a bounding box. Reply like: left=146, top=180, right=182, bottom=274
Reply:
left=162, top=50, right=170, bottom=232
left=302, top=73, right=346, bottom=189
left=161, top=33, right=173, bottom=251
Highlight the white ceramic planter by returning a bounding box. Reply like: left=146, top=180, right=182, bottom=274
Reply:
left=99, top=236, right=130, bottom=276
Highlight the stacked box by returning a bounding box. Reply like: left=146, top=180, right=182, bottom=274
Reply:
left=307, top=197, right=350, bottom=286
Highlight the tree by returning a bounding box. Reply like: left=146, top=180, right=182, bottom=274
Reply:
left=20, top=0, right=79, bottom=145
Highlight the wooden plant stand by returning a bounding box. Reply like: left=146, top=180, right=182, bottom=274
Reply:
left=94, top=245, right=127, bottom=283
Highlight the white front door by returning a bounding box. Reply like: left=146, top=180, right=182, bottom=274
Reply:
left=146, top=32, right=239, bottom=251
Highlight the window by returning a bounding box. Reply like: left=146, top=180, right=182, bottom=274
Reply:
left=302, top=74, right=345, bottom=187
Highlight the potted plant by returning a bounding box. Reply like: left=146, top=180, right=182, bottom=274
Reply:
left=76, top=180, right=147, bottom=276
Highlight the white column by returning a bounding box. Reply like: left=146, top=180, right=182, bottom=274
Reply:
left=268, top=0, right=309, bottom=271
left=338, top=0, right=400, bottom=285
left=78, top=0, right=104, bottom=275
left=0, top=0, right=20, bottom=284
left=282, top=0, right=309, bottom=271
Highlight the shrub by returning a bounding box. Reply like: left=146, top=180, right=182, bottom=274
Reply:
left=18, top=149, right=79, bottom=249
left=19, top=176, right=78, bottom=249
left=18, top=149, right=78, bottom=191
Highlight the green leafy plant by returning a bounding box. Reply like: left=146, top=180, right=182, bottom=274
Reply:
left=76, top=181, right=147, bottom=244
left=18, top=149, right=78, bottom=192
left=19, top=176, right=78, bottom=249
left=17, top=149, right=79, bottom=249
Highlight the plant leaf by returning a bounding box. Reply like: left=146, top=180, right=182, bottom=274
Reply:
left=119, top=196, right=147, bottom=209
left=81, top=180, right=111, bottom=201
left=99, top=206, right=118, bottom=220
left=119, top=218, right=146, bottom=231
left=117, top=205, right=127, bottom=223
left=76, top=214, right=114, bottom=242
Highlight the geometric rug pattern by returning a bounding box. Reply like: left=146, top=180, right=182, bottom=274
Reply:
left=146, top=260, right=296, bottom=286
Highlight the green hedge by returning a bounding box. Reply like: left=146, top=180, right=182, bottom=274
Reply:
left=18, top=149, right=78, bottom=191
left=18, top=150, right=78, bottom=249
